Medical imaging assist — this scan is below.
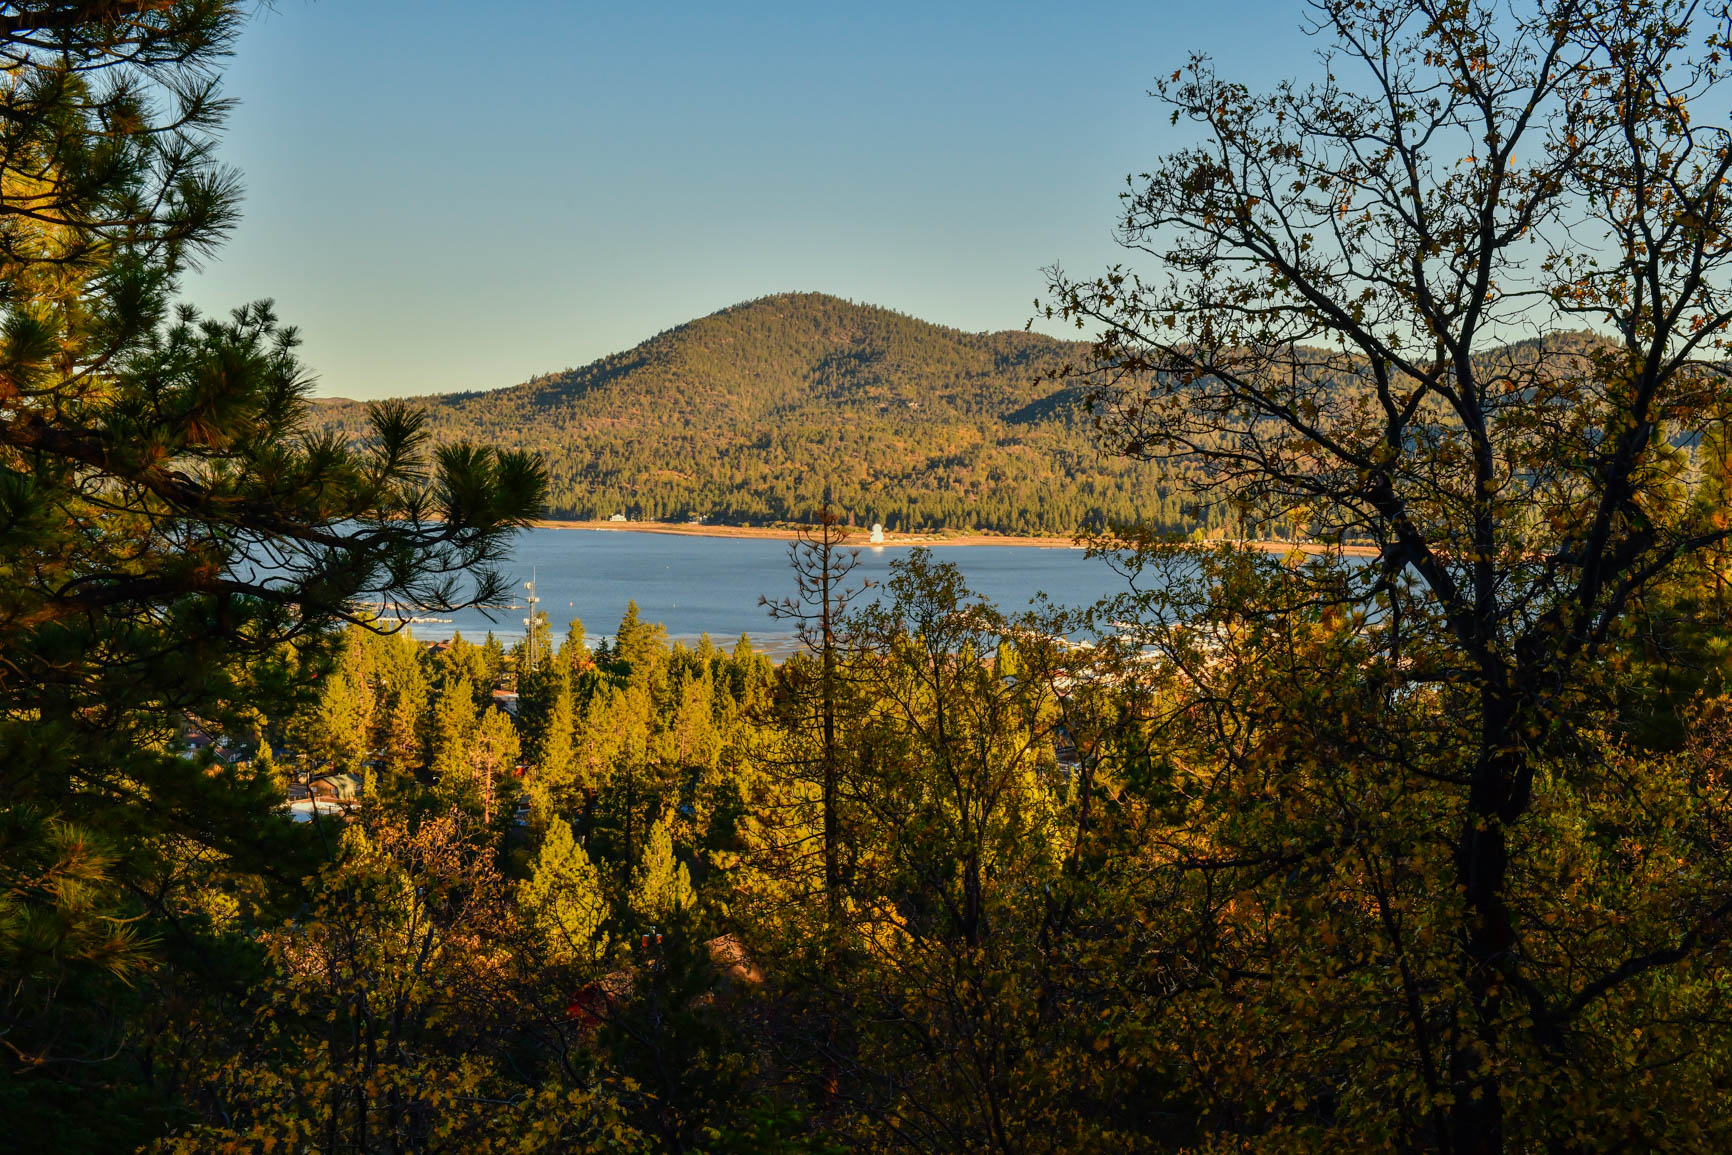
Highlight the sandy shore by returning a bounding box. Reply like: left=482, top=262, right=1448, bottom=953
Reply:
left=533, top=519, right=1082, bottom=548
left=532, top=519, right=1379, bottom=556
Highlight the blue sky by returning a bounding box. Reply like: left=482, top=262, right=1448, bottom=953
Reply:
left=184, top=1, right=1307, bottom=399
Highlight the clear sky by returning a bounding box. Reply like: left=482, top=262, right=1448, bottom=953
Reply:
left=183, top=0, right=1309, bottom=399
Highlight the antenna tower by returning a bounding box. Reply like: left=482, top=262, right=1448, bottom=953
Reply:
left=523, top=567, right=541, bottom=675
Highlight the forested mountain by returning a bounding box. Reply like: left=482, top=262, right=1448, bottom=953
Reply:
left=312, top=293, right=1214, bottom=535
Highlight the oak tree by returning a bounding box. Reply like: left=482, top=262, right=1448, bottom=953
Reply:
left=1047, top=1, right=1732, bottom=1150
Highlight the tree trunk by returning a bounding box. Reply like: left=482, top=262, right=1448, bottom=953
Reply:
left=821, top=544, right=842, bottom=925
left=1450, top=691, right=1529, bottom=1155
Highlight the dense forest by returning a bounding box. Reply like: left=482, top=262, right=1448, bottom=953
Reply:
left=31, top=538, right=1732, bottom=1154
left=309, top=294, right=1219, bottom=537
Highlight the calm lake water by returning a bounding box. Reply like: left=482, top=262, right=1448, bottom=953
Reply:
left=409, top=529, right=1132, bottom=657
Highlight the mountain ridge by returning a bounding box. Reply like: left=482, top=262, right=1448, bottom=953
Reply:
left=309, top=292, right=1195, bottom=535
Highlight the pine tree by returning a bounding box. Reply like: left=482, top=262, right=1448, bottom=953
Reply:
left=615, top=600, right=668, bottom=681
left=299, top=631, right=375, bottom=772
left=629, top=814, right=694, bottom=925
left=520, top=662, right=576, bottom=825
left=470, top=706, right=520, bottom=827
left=0, top=5, right=546, bottom=852
left=520, top=819, right=608, bottom=965
left=561, top=616, right=589, bottom=668
left=372, top=633, right=430, bottom=784
left=0, top=3, right=545, bottom=1142
left=429, top=676, right=480, bottom=784
left=761, top=504, right=870, bottom=922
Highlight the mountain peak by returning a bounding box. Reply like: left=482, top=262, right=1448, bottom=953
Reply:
left=310, top=296, right=1160, bottom=535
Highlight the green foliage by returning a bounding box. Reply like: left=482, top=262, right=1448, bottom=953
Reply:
left=44, top=527, right=1732, bottom=1155
left=0, top=6, right=545, bottom=1143
left=521, top=663, right=577, bottom=817
left=615, top=600, right=670, bottom=683
left=1060, top=546, right=1732, bottom=1151
left=429, top=675, right=481, bottom=780
left=565, top=615, right=590, bottom=659
left=521, top=818, right=609, bottom=965
left=1035, top=0, right=1732, bottom=1140
left=700, top=1102, right=850, bottom=1155
left=21, top=3, right=1732, bottom=1153
left=0, top=809, right=151, bottom=989
left=630, top=814, right=695, bottom=925
left=161, top=812, right=648, bottom=1154
left=310, top=293, right=1212, bottom=537
left=739, top=552, right=1105, bottom=1149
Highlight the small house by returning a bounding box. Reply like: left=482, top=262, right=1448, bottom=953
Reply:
left=310, top=771, right=363, bottom=803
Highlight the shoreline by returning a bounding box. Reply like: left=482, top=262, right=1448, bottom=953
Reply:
left=531, top=519, right=1379, bottom=556
left=533, top=519, right=1082, bottom=548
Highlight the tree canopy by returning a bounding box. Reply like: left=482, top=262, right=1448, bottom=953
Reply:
left=0, top=2, right=545, bottom=1139
left=1046, top=0, right=1732, bottom=1149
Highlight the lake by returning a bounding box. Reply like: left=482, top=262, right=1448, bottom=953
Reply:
left=408, top=529, right=1133, bottom=657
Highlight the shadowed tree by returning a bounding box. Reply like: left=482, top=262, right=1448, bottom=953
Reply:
left=761, top=504, right=872, bottom=922
left=0, top=3, right=546, bottom=1138
left=1047, top=1, right=1732, bottom=1150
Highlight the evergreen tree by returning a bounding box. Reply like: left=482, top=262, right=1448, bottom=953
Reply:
left=470, top=705, right=521, bottom=827
left=520, top=663, right=576, bottom=822
left=562, top=615, right=589, bottom=666
left=372, top=632, right=431, bottom=784
left=481, top=632, right=509, bottom=689
left=520, top=819, right=608, bottom=965
left=662, top=670, right=721, bottom=772
left=615, top=599, right=668, bottom=682
left=297, top=630, right=376, bottom=772
left=761, top=505, right=870, bottom=922
left=0, top=4, right=545, bottom=1143
left=429, top=675, right=480, bottom=784
left=630, top=814, right=694, bottom=925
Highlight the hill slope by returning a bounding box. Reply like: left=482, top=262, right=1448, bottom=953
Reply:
left=312, top=293, right=1202, bottom=535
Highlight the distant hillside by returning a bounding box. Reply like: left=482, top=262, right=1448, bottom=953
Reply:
left=311, top=293, right=1210, bottom=536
